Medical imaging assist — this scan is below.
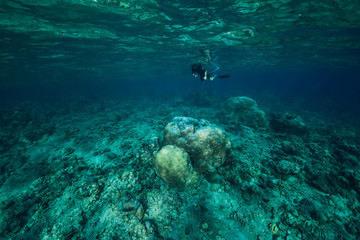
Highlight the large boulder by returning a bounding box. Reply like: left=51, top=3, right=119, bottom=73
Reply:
left=220, top=96, right=268, bottom=130
left=269, top=112, right=307, bottom=135
left=164, top=117, right=231, bottom=173
left=154, top=145, right=200, bottom=190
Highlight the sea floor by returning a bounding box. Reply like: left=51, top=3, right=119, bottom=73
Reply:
left=0, top=95, right=359, bottom=240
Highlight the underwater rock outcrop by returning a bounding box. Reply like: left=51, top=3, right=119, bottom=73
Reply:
left=164, top=116, right=231, bottom=173
left=269, top=112, right=307, bottom=135
left=220, top=96, right=268, bottom=130
left=154, top=145, right=200, bottom=190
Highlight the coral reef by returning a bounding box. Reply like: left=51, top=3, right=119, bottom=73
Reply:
left=164, top=116, right=231, bottom=172
left=154, top=145, right=200, bottom=190
left=220, top=96, right=268, bottom=130
left=1, top=97, right=360, bottom=240
left=269, top=112, right=307, bottom=135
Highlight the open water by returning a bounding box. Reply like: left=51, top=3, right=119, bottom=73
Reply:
left=1, top=1, right=360, bottom=239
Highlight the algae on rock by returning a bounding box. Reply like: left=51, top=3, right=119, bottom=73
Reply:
left=154, top=145, right=201, bottom=190
left=164, top=116, right=231, bottom=173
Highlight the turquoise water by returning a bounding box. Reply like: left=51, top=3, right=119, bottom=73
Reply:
left=1, top=1, right=360, bottom=239
left=1, top=0, right=360, bottom=111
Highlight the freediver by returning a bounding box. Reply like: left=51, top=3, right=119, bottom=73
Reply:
left=191, top=63, right=230, bottom=83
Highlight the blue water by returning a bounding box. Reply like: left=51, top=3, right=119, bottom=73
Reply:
left=1, top=0, right=360, bottom=115
left=1, top=1, right=360, bottom=239
left=1, top=67, right=359, bottom=117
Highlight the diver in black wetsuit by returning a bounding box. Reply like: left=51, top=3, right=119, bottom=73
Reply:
left=191, top=63, right=230, bottom=83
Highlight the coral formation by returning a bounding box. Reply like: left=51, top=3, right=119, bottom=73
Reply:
left=154, top=145, right=200, bottom=189
left=1, top=98, right=360, bottom=240
left=220, top=96, right=268, bottom=130
left=164, top=116, right=231, bottom=172
left=269, top=112, right=307, bottom=135
left=268, top=223, right=279, bottom=234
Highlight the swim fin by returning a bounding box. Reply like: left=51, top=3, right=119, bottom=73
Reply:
left=217, top=75, right=231, bottom=79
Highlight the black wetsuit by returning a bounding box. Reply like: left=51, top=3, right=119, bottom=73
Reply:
left=191, top=63, right=230, bottom=82
left=192, top=63, right=208, bottom=82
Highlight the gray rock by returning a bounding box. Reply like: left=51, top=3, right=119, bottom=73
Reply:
left=220, top=96, right=268, bottom=130
left=269, top=112, right=307, bottom=135
left=164, top=116, right=231, bottom=172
